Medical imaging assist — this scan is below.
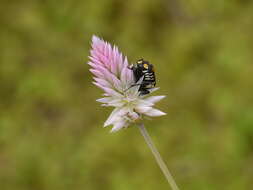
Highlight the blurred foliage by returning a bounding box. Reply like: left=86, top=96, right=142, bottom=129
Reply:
left=0, top=0, right=253, bottom=189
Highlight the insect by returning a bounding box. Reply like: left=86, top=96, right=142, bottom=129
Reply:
left=128, top=58, right=156, bottom=95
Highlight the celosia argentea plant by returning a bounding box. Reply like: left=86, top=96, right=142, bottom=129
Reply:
left=87, top=35, right=179, bottom=190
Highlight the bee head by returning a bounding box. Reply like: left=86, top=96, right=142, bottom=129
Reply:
left=136, top=59, right=154, bottom=71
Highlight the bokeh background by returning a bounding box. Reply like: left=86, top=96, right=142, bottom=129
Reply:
left=1, top=0, right=253, bottom=189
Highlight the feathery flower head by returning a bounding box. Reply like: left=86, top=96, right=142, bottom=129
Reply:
left=87, top=35, right=166, bottom=132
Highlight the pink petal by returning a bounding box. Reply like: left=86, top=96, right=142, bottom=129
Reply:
left=89, top=69, right=104, bottom=78
left=88, top=36, right=132, bottom=93
left=87, top=61, right=96, bottom=68
left=105, top=42, right=111, bottom=58
left=110, top=74, right=122, bottom=90
left=102, top=87, right=122, bottom=97
left=93, top=77, right=112, bottom=88
left=88, top=56, right=103, bottom=66
left=92, top=35, right=101, bottom=45
left=120, top=66, right=128, bottom=82
left=93, top=82, right=121, bottom=97
left=100, top=54, right=111, bottom=70
left=92, top=82, right=107, bottom=91
left=117, top=53, right=124, bottom=72
left=123, top=57, right=128, bottom=68
left=91, top=64, right=109, bottom=77
left=125, top=67, right=134, bottom=82
left=110, top=59, right=118, bottom=75
left=91, top=64, right=114, bottom=83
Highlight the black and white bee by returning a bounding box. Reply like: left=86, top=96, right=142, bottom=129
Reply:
left=128, top=59, right=156, bottom=95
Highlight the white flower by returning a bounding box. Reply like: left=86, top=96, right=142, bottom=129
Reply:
left=88, top=35, right=166, bottom=132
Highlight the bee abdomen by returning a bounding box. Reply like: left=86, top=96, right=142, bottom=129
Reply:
left=143, top=72, right=155, bottom=81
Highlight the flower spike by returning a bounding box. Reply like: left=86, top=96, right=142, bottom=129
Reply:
left=87, top=35, right=166, bottom=132
left=86, top=36, right=180, bottom=190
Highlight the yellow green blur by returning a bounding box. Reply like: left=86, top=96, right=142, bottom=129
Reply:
left=0, top=0, right=253, bottom=189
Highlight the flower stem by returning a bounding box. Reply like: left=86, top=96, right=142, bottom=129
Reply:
left=137, top=123, right=179, bottom=190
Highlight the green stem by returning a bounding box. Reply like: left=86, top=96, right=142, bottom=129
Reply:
left=137, top=123, right=179, bottom=190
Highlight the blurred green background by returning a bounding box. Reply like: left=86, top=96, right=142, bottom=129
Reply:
left=1, top=0, right=253, bottom=189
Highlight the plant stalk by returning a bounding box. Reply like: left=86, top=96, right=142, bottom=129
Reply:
left=137, top=123, right=179, bottom=190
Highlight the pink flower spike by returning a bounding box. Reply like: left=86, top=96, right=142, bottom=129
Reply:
left=87, top=35, right=166, bottom=132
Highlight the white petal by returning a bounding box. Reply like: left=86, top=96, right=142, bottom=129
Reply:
left=144, top=96, right=166, bottom=104
left=104, top=107, right=129, bottom=127
left=107, top=99, right=125, bottom=107
left=135, top=99, right=154, bottom=107
left=96, top=97, right=113, bottom=103
left=144, top=108, right=166, bottom=117
left=98, top=97, right=124, bottom=107
left=127, top=111, right=140, bottom=121
left=104, top=108, right=121, bottom=127
left=148, top=87, right=160, bottom=93
left=129, top=76, right=144, bottom=96
left=135, top=106, right=152, bottom=113
left=141, top=87, right=160, bottom=98
left=110, top=120, right=127, bottom=133
left=127, top=76, right=143, bottom=97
